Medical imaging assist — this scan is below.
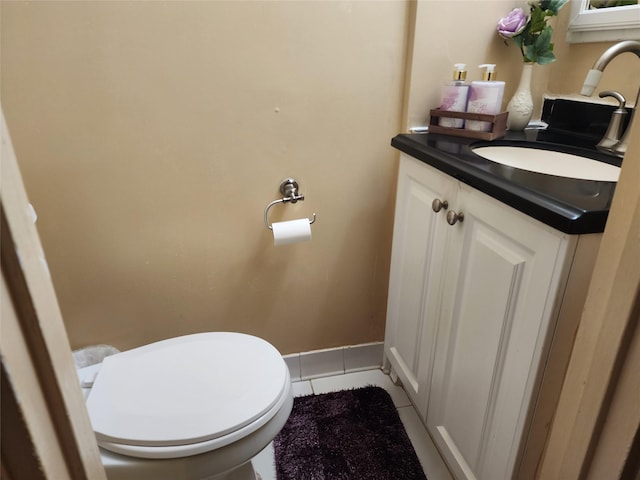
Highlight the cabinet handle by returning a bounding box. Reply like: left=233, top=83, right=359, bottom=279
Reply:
left=432, top=198, right=449, bottom=213
left=446, top=210, right=464, bottom=225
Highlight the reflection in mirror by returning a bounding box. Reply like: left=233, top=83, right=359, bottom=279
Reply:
left=589, top=0, right=637, bottom=8
left=567, top=0, right=640, bottom=43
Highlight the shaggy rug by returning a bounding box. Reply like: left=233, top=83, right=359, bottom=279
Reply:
left=273, top=386, right=427, bottom=480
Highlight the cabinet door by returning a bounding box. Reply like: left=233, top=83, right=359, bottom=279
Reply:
left=427, top=185, right=573, bottom=480
left=384, top=155, right=456, bottom=417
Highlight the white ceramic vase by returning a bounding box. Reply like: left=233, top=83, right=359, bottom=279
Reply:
left=506, top=63, right=534, bottom=131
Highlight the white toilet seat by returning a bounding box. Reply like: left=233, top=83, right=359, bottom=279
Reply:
left=85, top=332, right=290, bottom=459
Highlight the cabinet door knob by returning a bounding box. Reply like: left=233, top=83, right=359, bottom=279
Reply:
left=432, top=198, right=449, bottom=213
left=446, top=210, right=464, bottom=225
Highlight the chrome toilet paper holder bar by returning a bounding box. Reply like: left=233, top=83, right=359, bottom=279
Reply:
left=264, top=178, right=317, bottom=230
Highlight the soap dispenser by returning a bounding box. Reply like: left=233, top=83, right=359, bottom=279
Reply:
left=438, top=63, right=470, bottom=128
left=465, top=64, right=505, bottom=132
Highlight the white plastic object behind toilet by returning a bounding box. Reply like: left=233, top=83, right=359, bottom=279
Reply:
left=84, top=332, right=293, bottom=480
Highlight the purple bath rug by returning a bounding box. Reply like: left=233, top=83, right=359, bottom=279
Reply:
left=273, top=386, right=427, bottom=480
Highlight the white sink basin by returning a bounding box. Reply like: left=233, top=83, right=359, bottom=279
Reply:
left=472, top=145, right=620, bottom=182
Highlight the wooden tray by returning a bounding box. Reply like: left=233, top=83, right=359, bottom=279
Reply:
left=428, top=109, right=508, bottom=140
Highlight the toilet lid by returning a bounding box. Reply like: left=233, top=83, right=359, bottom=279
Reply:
left=86, top=332, right=288, bottom=449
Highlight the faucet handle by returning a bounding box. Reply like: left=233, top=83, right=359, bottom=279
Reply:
left=599, top=90, right=627, bottom=109
left=597, top=90, right=628, bottom=154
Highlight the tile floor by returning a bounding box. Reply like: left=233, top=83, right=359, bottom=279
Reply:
left=252, top=368, right=453, bottom=480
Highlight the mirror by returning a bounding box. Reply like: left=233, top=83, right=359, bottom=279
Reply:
left=567, top=0, right=640, bottom=43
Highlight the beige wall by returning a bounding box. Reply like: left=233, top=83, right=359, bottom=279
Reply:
left=2, top=0, right=638, bottom=356
left=1, top=1, right=407, bottom=354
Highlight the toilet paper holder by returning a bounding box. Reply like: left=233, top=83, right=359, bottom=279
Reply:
left=264, top=178, right=317, bottom=230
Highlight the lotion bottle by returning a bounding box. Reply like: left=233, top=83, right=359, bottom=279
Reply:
left=438, top=63, right=469, bottom=128
left=465, top=64, right=505, bottom=132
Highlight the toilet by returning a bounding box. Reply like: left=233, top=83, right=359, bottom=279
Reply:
left=79, top=332, right=293, bottom=480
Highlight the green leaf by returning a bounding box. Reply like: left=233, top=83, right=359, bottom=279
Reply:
left=545, top=0, right=568, bottom=15
left=512, top=34, right=524, bottom=49
left=522, top=43, right=537, bottom=63
left=536, top=50, right=557, bottom=64
left=528, top=7, right=548, bottom=34
left=535, top=24, right=553, bottom=51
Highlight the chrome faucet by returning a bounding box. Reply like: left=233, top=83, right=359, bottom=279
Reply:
left=581, top=40, right=640, bottom=157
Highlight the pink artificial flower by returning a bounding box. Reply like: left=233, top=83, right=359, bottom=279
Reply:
left=497, top=8, right=528, bottom=39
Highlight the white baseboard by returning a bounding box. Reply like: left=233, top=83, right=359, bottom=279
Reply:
left=283, top=342, right=384, bottom=382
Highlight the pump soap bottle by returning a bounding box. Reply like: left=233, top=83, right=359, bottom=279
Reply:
left=465, top=64, right=505, bottom=132
left=438, top=63, right=469, bottom=128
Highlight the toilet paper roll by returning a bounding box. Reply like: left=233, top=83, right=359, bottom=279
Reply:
left=272, top=218, right=312, bottom=246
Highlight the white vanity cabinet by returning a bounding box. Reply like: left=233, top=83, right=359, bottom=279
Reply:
left=384, top=154, right=599, bottom=480
left=384, top=154, right=457, bottom=419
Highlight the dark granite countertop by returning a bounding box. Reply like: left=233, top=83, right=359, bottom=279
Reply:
left=391, top=130, right=621, bottom=235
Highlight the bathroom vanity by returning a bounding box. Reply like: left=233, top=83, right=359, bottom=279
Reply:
left=383, top=128, right=620, bottom=480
